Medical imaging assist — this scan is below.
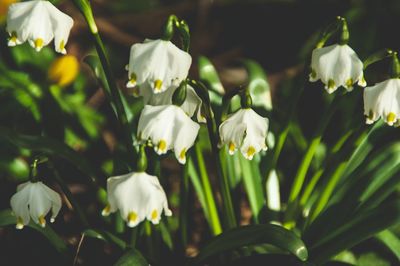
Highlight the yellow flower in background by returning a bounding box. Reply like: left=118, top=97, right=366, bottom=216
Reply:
left=48, top=55, right=79, bottom=87
left=0, top=0, right=17, bottom=23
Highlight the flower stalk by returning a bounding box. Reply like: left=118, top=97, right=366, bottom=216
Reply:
left=72, top=0, right=136, bottom=162
left=189, top=79, right=237, bottom=229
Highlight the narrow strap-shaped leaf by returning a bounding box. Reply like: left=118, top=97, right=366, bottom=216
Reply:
left=0, top=126, right=100, bottom=185
left=0, top=209, right=69, bottom=256
left=83, top=229, right=126, bottom=250
left=375, top=230, right=400, bottom=261
left=305, top=141, right=400, bottom=244
left=198, top=56, right=225, bottom=95
left=309, top=200, right=400, bottom=264
left=188, top=224, right=308, bottom=265
left=113, top=248, right=148, bottom=266
left=241, top=59, right=272, bottom=111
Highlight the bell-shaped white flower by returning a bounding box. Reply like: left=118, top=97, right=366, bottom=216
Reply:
left=126, top=39, right=192, bottom=94
left=310, top=44, right=366, bottom=93
left=6, top=0, right=73, bottom=54
left=137, top=105, right=200, bottom=164
left=219, top=108, right=269, bottom=160
left=102, top=171, right=172, bottom=227
left=132, top=83, right=206, bottom=123
left=10, top=181, right=62, bottom=229
left=363, top=78, right=400, bottom=126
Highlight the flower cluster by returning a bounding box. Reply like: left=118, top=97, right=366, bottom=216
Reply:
left=6, top=1, right=400, bottom=234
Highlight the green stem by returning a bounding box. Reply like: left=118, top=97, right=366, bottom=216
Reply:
left=209, top=120, right=237, bottom=229
left=285, top=95, right=340, bottom=223
left=130, top=227, right=138, bottom=248
left=48, top=161, right=90, bottom=228
left=179, top=162, right=189, bottom=247
left=73, top=0, right=136, bottom=163
left=189, top=80, right=236, bottom=229
left=195, top=144, right=222, bottom=235
left=308, top=162, right=347, bottom=222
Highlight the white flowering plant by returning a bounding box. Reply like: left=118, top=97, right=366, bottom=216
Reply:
left=0, top=1, right=399, bottom=266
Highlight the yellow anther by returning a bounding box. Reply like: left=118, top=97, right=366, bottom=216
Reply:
left=310, top=69, right=317, bottom=79
left=10, top=31, right=17, bottom=43
left=59, top=40, right=65, bottom=52
left=228, top=142, right=235, bottom=154
left=157, top=140, right=167, bottom=153
left=16, top=216, right=24, bottom=230
left=246, top=146, right=256, bottom=159
left=328, top=79, right=335, bottom=89
left=387, top=112, right=396, bottom=124
left=35, top=38, right=44, bottom=49
left=102, top=204, right=111, bottom=216
left=38, top=215, right=46, bottom=227
left=368, top=110, right=375, bottom=120
left=154, top=79, right=163, bottom=91
left=128, top=212, right=138, bottom=223
left=129, top=73, right=137, bottom=84
left=345, top=78, right=353, bottom=88
left=151, top=210, right=158, bottom=221
left=179, top=148, right=186, bottom=161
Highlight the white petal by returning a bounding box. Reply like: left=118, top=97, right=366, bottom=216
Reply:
left=41, top=183, right=62, bottom=222
left=28, top=182, right=52, bottom=225
left=172, top=108, right=200, bottom=164
left=46, top=2, right=74, bottom=54
left=10, top=182, right=31, bottom=227
left=127, top=39, right=191, bottom=93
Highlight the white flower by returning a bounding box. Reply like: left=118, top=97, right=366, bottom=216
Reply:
left=10, top=181, right=62, bottom=229
left=363, top=78, right=400, bottom=126
left=137, top=105, right=200, bottom=164
left=102, top=171, right=172, bottom=227
left=132, top=83, right=206, bottom=123
left=6, top=0, right=74, bottom=54
left=126, top=39, right=192, bottom=94
left=310, top=44, right=366, bottom=93
left=219, top=108, right=269, bottom=160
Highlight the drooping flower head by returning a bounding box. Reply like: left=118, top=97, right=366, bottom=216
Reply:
left=10, top=181, right=62, bottom=229
left=219, top=108, right=269, bottom=160
left=126, top=39, right=192, bottom=94
left=137, top=105, right=200, bottom=164
left=310, top=44, right=366, bottom=93
left=102, top=172, right=172, bottom=227
left=132, top=83, right=205, bottom=123
left=363, top=78, right=400, bottom=126
left=6, top=0, right=73, bottom=54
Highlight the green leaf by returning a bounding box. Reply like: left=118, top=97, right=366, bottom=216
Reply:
left=189, top=224, right=308, bottom=265
left=198, top=56, right=225, bottom=95
left=83, top=55, right=134, bottom=123
left=113, top=249, right=148, bottom=266
left=308, top=200, right=400, bottom=264
left=239, top=155, right=265, bottom=222
left=305, top=142, right=400, bottom=246
left=337, top=121, right=388, bottom=185
left=241, top=59, right=272, bottom=111
left=83, top=229, right=126, bottom=250
left=0, top=126, right=100, bottom=185
left=0, top=209, right=68, bottom=256
left=375, top=230, right=400, bottom=261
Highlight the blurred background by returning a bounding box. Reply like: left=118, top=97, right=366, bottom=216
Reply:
left=0, top=0, right=400, bottom=265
